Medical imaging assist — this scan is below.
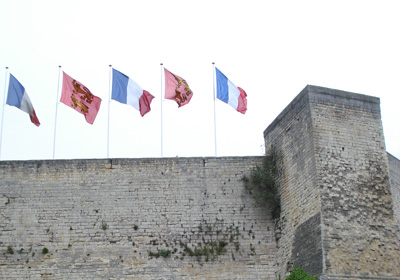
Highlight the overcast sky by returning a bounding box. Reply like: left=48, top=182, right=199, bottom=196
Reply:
left=0, top=0, right=399, bottom=160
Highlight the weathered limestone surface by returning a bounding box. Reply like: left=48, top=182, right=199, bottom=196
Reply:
left=264, top=88, right=322, bottom=278
left=264, top=85, right=400, bottom=280
left=388, top=153, right=400, bottom=226
left=0, top=157, right=278, bottom=279
left=310, top=87, right=400, bottom=280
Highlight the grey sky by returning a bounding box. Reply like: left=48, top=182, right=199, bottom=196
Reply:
left=0, top=0, right=399, bottom=160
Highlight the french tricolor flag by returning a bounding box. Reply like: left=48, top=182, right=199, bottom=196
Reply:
left=111, top=69, right=154, bottom=117
left=6, top=74, right=40, bottom=126
left=215, top=67, right=247, bottom=114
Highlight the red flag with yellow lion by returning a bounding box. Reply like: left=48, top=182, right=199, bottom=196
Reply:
left=60, top=72, right=102, bottom=124
left=164, top=68, right=193, bottom=107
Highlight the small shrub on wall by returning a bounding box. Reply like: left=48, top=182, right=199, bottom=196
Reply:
left=242, top=148, right=281, bottom=219
left=286, top=266, right=318, bottom=280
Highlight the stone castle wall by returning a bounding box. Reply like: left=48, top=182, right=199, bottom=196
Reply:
left=0, top=85, right=399, bottom=280
left=310, top=87, right=400, bottom=280
left=263, top=88, right=322, bottom=277
left=264, top=85, right=400, bottom=280
left=0, top=157, right=278, bottom=279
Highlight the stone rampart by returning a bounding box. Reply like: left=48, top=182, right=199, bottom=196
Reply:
left=0, top=157, right=278, bottom=279
left=263, top=87, right=322, bottom=277
left=0, top=85, right=399, bottom=280
left=264, top=85, right=400, bottom=280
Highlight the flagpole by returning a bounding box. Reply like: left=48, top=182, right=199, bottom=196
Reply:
left=212, top=62, right=217, bottom=157
left=160, top=63, right=164, bottom=157
left=53, top=66, right=62, bottom=159
left=0, top=67, right=9, bottom=160
left=107, top=65, right=112, bottom=158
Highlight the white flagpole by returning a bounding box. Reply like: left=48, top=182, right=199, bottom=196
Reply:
left=212, top=62, right=217, bottom=157
left=160, top=63, right=164, bottom=157
left=107, top=65, right=112, bottom=158
left=53, top=66, right=62, bottom=159
left=0, top=66, right=9, bottom=160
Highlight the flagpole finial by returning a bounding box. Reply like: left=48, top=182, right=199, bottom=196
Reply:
left=212, top=62, right=215, bottom=65
left=5, top=67, right=8, bottom=69
left=160, top=63, right=163, bottom=66
left=58, top=65, right=61, bottom=68
left=109, top=65, right=112, bottom=67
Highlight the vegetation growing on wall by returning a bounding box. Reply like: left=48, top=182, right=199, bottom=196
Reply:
left=285, top=266, right=318, bottom=280
left=242, top=148, right=281, bottom=219
left=148, top=249, right=171, bottom=258
left=146, top=218, right=245, bottom=262
left=101, top=220, right=108, bottom=230
left=6, top=246, right=14, bottom=255
left=183, top=240, right=228, bottom=262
